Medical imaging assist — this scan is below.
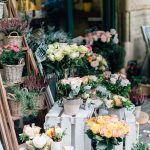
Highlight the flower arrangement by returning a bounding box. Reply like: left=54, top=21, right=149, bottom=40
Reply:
left=0, top=18, right=28, bottom=36
left=44, top=42, right=88, bottom=78
left=102, top=72, right=131, bottom=97
left=129, top=88, right=145, bottom=106
left=0, top=44, right=24, bottom=65
left=46, top=126, right=64, bottom=142
left=87, top=115, right=129, bottom=150
left=20, top=124, right=51, bottom=150
left=57, top=77, right=83, bottom=100
left=104, top=95, right=133, bottom=109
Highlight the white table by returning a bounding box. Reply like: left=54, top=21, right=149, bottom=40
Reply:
left=44, top=102, right=94, bottom=150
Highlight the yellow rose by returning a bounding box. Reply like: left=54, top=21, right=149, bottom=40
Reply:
left=46, top=128, right=54, bottom=138
left=104, top=129, right=112, bottom=138
left=90, top=124, right=100, bottom=134
left=54, top=52, right=64, bottom=61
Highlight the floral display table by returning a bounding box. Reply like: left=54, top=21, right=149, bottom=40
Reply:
left=44, top=102, right=94, bottom=150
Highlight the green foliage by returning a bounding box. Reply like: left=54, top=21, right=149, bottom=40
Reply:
left=19, top=133, right=29, bottom=142
left=0, top=48, right=24, bottom=65
left=132, top=142, right=149, bottom=150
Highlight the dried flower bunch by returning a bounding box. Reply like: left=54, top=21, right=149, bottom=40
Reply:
left=0, top=18, right=28, bottom=36
left=22, top=75, right=48, bottom=92
left=129, top=88, right=145, bottom=106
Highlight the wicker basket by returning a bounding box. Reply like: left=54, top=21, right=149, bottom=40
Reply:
left=36, top=88, right=46, bottom=110
left=3, top=64, right=24, bottom=83
left=7, top=31, right=23, bottom=48
left=139, top=84, right=150, bottom=96
left=7, top=93, right=22, bottom=117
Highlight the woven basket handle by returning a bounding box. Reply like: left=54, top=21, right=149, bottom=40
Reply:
left=8, top=31, right=19, bottom=37
left=7, top=93, right=16, bottom=101
left=40, top=87, right=46, bottom=93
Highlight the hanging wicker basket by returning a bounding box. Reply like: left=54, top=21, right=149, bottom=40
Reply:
left=7, top=31, right=23, bottom=48
left=0, top=2, right=4, bottom=19
left=36, top=88, right=46, bottom=110
left=3, top=63, right=24, bottom=83
left=7, top=93, right=22, bottom=117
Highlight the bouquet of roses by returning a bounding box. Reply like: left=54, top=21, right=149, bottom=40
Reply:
left=19, top=124, right=51, bottom=150
left=57, top=77, right=83, bottom=100
left=87, top=115, right=129, bottom=150
left=102, top=72, right=131, bottom=97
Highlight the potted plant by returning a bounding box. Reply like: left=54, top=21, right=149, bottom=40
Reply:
left=57, top=77, right=83, bottom=115
left=46, top=126, right=65, bottom=150
left=7, top=87, right=38, bottom=117
left=83, top=0, right=93, bottom=12
left=0, top=44, right=24, bottom=83
left=0, top=18, right=28, bottom=47
left=20, top=124, right=51, bottom=150
left=22, top=75, right=48, bottom=110
left=105, top=95, right=133, bottom=119
left=87, top=115, right=129, bottom=150
left=129, top=88, right=145, bottom=119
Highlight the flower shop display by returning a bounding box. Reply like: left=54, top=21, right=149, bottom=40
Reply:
left=83, top=29, right=125, bottom=72
left=57, top=77, right=83, bottom=115
left=7, top=87, right=38, bottom=117
left=102, top=72, right=131, bottom=97
left=0, top=44, right=24, bottom=83
left=45, top=42, right=88, bottom=79
left=86, top=115, right=129, bottom=150
left=20, top=124, right=51, bottom=150
left=22, top=75, right=48, bottom=110
left=129, top=88, right=145, bottom=119
left=46, top=126, right=65, bottom=150
left=0, top=18, right=28, bottom=47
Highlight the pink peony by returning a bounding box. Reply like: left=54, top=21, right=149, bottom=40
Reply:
left=91, top=61, right=99, bottom=68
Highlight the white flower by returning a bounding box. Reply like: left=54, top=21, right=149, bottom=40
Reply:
left=113, top=37, right=119, bottom=44
left=46, top=48, right=54, bottom=55
left=63, top=45, right=71, bottom=55
left=53, top=42, right=60, bottom=49
left=78, top=45, right=88, bottom=53
left=54, top=51, right=64, bottom=61
left=55, top=127, right=63, bottom=137
left=111, top=74, right=119, bottom=80
left=104, top=99, right=113, bottom=108
left=89, top=75, right=97, bottom=81
left=32, top=136, right=47, bottom=149
left=82, top=93, right=90, bottom=99
left=48, top=54, right=55, bottom=61
left=110, top=78, right=117, bottom=84
left=23, top=125, right=35, bottom=139
left=48, top=44, right=54, bottom=49
left=110, top=29, right=116, bottom=35
left=96, top=55, right=102, bottom=61
left=70, top=44, right=78, bottom=50
left=69, top=52, right=79, bottom=59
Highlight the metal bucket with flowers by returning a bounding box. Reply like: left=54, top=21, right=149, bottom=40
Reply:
left=0, top=44, right=25, bottom=83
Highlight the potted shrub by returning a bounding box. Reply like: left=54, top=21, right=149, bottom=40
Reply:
left=0, top=18, right=28, bottom=47
left=46, top=126, right=65, bottom=150
left=57, top=77, right=83, bottom=115
left=83, top=0, right=93, bottom=12
left=129, top=88, right=145, bottom=119
left=87, top=115, right=129, bottom=150
left=0, top=44, right=24, bottom=83
left=20, top=124, right=51, bottom=150
left=7, top=87, right=38, bottom=117
left=22, top=75, right=48, bottom=110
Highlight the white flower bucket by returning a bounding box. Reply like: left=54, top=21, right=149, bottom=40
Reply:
left=0, top=2, right=4, bottom=19
left=51, top=141, right=62, bottom=150
left=134, top=106, right=141, bottom=119
left=63, top=98, right=81, bottom=115
left=109, top=108, right=125, bottom=120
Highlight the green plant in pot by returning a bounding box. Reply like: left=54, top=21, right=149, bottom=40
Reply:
left=57, top=77, right=84, bottom=115
left=0, top=18, right=28, bottom=47
left=0, top=44, right=24, bottom=83
left=22, top=75, right=48, bottom=110
left=129, top=87, right=145, bottom=119
left=7, top=87, right=38, bottom=117
left=83, top=0, right=93, bottom=12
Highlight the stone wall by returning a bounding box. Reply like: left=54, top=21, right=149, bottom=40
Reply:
left=117, top=0, right=150, bottom=71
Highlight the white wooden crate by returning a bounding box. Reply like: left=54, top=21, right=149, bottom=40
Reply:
left=44, top=102, right=94, bottom=150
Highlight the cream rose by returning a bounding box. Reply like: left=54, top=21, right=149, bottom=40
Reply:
left=78, top=45, right=88, bottom=53
left=32, top=136, right=47, bottom=149
left=48, top=54, right=55, bottom=61
left=54, top=52, right=64, bottom=61
left=69, top=52, right=79, bottom=59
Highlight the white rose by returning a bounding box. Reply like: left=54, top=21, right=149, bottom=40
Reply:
left=82, top=93, right=90, bottom=99
left=110, top=78, right=117, bottom=84
left=110, top=29, right=116, bottom=35
left=104, top=99, right=113, bottom=108
left=69, top=52, right=79, bottom=59
left=48, top=54, right=55, bottom=61
left=96, top=55, right=102, bottom=61
left=55, top=127, right=63, bottom=136
left=70, top=44, right=78, bottom=50
left=113, top=37, right=119, bottom=44
left=78, top=45, right=88, bottom=53
left=48, top=44, right=54, bottom=49
left=89, top=75, right=97, bottom=81
left=23, top=126, right=35, bottom=139
left=32, top=136, right=47, bottom=149
left=53, top=42, right=60, bottom=49
left=54, top=52, right=64, bottom=61
left=46, top=48, right=53, bottom=55
left=63, top=45, right=71, bottom=55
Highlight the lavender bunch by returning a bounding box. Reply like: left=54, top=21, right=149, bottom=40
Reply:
left=22, top=76, right=48, bottom=92
left=129, top=88, right=145, bottom=106
left=0, top=18, right=28, bottom=36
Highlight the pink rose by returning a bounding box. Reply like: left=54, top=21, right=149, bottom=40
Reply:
left=110, top=78, right=116, bottom=84
left=104, top=71, right=111, bottom=79
left=85, top=45, right=92, bottom=53
left=91, top=61, right=99, bottom=68
left=12, top=46, right=19, bottom=52
left=101, top=34, right=107, bottom=43
left=119, top=74, right=126, bottom=80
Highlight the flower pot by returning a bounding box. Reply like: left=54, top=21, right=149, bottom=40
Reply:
left=3, top=64, right=24, bottom=83
left=63, top=98, right=81, bottom=115
left=135, top=106, right=141, bottom=119
left=109, top=108, right=125, bottom=120
left=51, top=141, right=62, bottom=150
left=83, top=2, right=92, bottom=12
left=0, top=2, right=4, bottom=19
left=7, top=31, right=23, bottom=48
